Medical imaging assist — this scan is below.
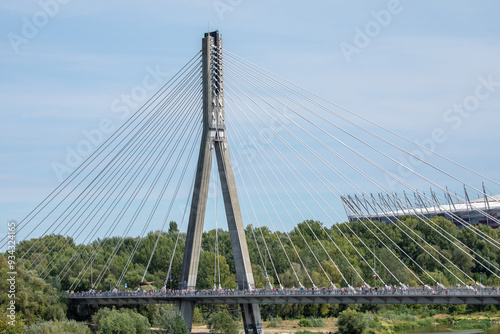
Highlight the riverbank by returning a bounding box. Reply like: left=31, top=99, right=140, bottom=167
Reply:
left=369, top=312, right=500, bottom=334
left=189, top=312, right=500, bottom=334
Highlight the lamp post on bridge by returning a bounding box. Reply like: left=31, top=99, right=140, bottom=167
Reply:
left=371, top=243, right=378, bottom=288
left=90, top=256, right=93, bottom=290
left=480, top=272, right=483, bottom=294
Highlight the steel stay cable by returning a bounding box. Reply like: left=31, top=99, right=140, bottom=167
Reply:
left=224, top=77, right=383, bottom=287
left=8, top=52, right=201, bottom=251
left=218, top=118, right=313, bottom=289
left=223, top=69, right=489, bottom=284
left=226, top=106, right=339, bottom=288
left=67, top=102, right=199, bottom=289
left=164, top=173, right=196, bottom=287
left=227, top=94, right=425, bottom=286
left=223, top=85, right=419, bottom=287
left=210, top=116, right=297, bottom=290
left=135, top=117, right=201, bottom=284
left=215, top=59, right=325, bottom=287
left=223, top=78, right=459, bottom=287
left=223, top=127, right=282, bottom=288
left=223, top=51, right=496, bottom=286
left=223, top=72, right=445, bottom=286
left=226, top=115, right=322, bottom=288
left=77, top=107, right=200, bottom=290
left=224, top=52, right=500, bottom=234
left=225, top=90, right=373, bottom=288
left=67, top=85, right=202, bottom=287
left=213, top=156, right=221, bottom=289
left=238, top=180, right=273, bottom=288
left=45, top=95, right=196, bottom=280
left=39, top=92, right=194, bottom=277
left=227, top=113, right=338, bottom=288
left=223, top=107, right=300, bottom=287
left=368, top=197, right=472, bottom=284
left=384, top=191, right=500, bottom=280
left=74, top=63, right=202, bottom=288
left=35, top=75, right=201, bottom=274
left=226, top=100, right=383, bottom=288
left=139, top=127, right=200, bottom=284
left=21, top=57, right=203, bottom=262
left=89, top=95, right=202, bottom=289
left=118, top=98, right=202, bottom=283
left=223, top=49, right=500, bottom=190
left=118, top=117, right=201, bottom=287
left=38, top=69, right=203, bottom=276
left=226, top=52, right=500, bottom=236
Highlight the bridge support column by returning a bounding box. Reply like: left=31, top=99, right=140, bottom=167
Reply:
left=241, top=303, right=264, bottom=334
left=178, top=30, right=263, bottom=334
left=178, top=300, right=195, bottom=333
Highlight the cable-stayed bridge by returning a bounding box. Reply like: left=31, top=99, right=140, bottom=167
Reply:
left=4, top=31, right=500, bottom=334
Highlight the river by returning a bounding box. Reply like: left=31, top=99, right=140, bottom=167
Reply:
left=397, top=323, right=500, bottom=334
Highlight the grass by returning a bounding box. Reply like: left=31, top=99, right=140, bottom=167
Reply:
left=298, top=318, right=324, bottom=328
left=452, top=319, right=492, bottom=330
left=260, top=310, right=499, bottom=334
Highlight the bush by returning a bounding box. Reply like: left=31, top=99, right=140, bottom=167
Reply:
left=298, top=318, right=323, bottom=327
left=92, top=307, right=151, bottom=334
left=207, top=310, right=239, bottom=334
left=309, top=318, right=324, bottom=327
left=299, top=319, right=312, bottom=327
left=193, top=307, right=204, bottom=324
left=25, top=320, right=91, bottom=334
left=156, top=306, right=189, bottom=334
left=267, top=316, right=282, bottom=328
left=337, top=309, right=367, bottom=334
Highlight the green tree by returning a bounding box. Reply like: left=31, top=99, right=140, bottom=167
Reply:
left=337, top=308, right=367, bottom=334
left=169, top=221, right=179, bottom=234
left=0, top=254, right=66, bottom=333
left=197, top=251, right=236, bottom=290
left=92, top=307, right=150, bottom=334
left=207, top=310, right=239, bottom=334
left=155, top=305, right=189, bottom=334
left=25, top=319, right=91, bottom=334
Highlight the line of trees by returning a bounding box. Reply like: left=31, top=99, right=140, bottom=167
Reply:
left=2, top=216, right=500, bottom=331
left=18, top=216, right=500, bottom=293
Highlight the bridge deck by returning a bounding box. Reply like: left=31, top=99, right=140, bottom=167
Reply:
left=68, top=288, right=500, bottom=305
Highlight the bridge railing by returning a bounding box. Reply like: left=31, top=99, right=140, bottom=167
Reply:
left=67, top=286, right=500, bottom=299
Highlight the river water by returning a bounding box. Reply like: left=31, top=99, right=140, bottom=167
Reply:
left=397, top=323, right=500, bottom=333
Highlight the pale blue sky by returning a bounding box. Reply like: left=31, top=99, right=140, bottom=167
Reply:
left=1, top=1, right=499, bottom=242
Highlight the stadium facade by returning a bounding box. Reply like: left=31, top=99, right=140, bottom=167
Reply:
left=342, top=191, right=500, bottom=229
